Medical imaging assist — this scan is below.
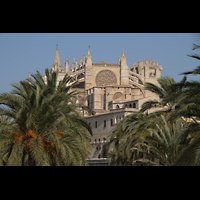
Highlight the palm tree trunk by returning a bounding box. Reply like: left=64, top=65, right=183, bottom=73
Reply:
left=28, top=148, right=35, bottom=166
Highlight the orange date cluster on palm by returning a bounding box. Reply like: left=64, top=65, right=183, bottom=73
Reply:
left=55, top=130, right=65, bottom=137
left=11, top=129, right=65, bottom=155
left=40, top=131, right=65, bottom=155
left=11, top=129, right=38, bottom=146
left=40, top=139, right=56, bottom=154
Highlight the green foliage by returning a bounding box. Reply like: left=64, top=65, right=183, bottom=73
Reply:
left=107, top=43, right=200, bottom=166
left=0, top=69, right=93, bottom=166
left=140, top=75, right=186, bottom=113
left=107, top=112, right=160, bottom=165
left=133, top=116, right=190, bottom=166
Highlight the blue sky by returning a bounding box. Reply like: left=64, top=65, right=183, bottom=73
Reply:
left=0, top=33, right=199, bottom=94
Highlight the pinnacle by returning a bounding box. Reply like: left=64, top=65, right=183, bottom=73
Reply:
left=28, top=70, right=31, bottom=79
left=53, top=48, right=61, bottom=65
left=122, top=50, right=125, bottom=57
left=87, top=48, right=91, bottom=56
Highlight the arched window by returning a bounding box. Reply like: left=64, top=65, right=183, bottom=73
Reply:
left=129, top=104, right=132, bottom=108
left=133, top=103, right=136, bottom=108
left=116, top=105, right=120, bottom=109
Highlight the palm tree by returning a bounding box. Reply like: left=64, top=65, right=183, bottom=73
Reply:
left=107, top=43, right=200, bottom=166
left=134, top=43, right=200, bottom=166
left=0, top=69, right=93, bottom=166
left=132, top=115, right=190, bottom=166
left=106, top=111, right=161, bottom=165
left=29, top=68, right=95, bottom=115
left=140, top=75, right=187, bottom=113
left=165, top=43, right=200, bottom=165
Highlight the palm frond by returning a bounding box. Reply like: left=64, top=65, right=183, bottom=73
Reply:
left=0, top=68, right=93, bottom=165
left=187, top=54, right=200, bottom=61
left=140, top=100, right=162, bottom=112
left=143, top=82, right=164, bottom=98
left=173, top=139, right=200, bottom=166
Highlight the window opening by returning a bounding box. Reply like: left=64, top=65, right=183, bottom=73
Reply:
left=104, top=120, right=106, bottom=127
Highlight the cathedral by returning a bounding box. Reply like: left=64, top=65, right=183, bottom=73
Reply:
left=42, top=47, right=163, bottom=160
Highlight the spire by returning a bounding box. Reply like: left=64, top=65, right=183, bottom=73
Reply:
left=79, top=57, right=83, bottom=68
left=65, top=58, right=69, bottom=73
left=83, top=55, right=86, bottom=65
left=122, top=50, right=125, bottom=57
left=86, top=47, right=92, bottom=64
left=53, top=49, right=61, bottom=66
left=27, top=70, right=32, bottom=85
left=87, top=48, right=91, bottom=56
left=52, top=46, right=62, bottom=71
left=120, top=50, right=126, bottom=63
left=28, top=70, right=31, bottom=79
left=119, top=49, right=127, bottom=67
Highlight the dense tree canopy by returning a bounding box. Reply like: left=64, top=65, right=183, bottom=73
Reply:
left=107, top=44, right=200, bottom=166
left=0, top=69, right=93, bottom=166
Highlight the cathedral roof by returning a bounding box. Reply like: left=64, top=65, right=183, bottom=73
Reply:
left=93, top=61, right=118, bottom=66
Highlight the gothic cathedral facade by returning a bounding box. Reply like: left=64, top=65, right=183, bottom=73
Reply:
left=42, top=48, right=162, bottom=159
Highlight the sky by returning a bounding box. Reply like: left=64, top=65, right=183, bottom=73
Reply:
left=0, top=33, right=199, bottom=94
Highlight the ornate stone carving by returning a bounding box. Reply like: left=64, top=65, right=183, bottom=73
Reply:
left=96, top=70, right=117, bottom=87
left=113, top=92, right=123, bottom=100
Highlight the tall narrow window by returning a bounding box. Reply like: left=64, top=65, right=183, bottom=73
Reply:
left=111, top=119, right=113, bottom=126
left=104, top=120, right=106, bottom=127
left=95, top=121, right=97, bottom=128
left=103, top=93, right=106, bottom=110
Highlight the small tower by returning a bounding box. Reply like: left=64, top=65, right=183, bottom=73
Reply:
left=75, top=58, right=78, bottom=70
left=65, top=58, right=69, bottom=73
left=52, top=45, right=62, bottom=72
left=83, top=55, right=86, bottom=65
left=72, top=58, right=78, bottom=71
left=86, top=48, right=92, bottom=65
left=85, top=48, right=93, bottom=91
left=119, top=50, right=129, bottom=85
left=27, top=70, right=33, bottom=85
left=28, top=70, right=31, bottom=80
left=79, top=57, right=83, bottom=68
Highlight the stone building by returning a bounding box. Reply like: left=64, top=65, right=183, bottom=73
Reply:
left=42, top=47, right=163, bottom=159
